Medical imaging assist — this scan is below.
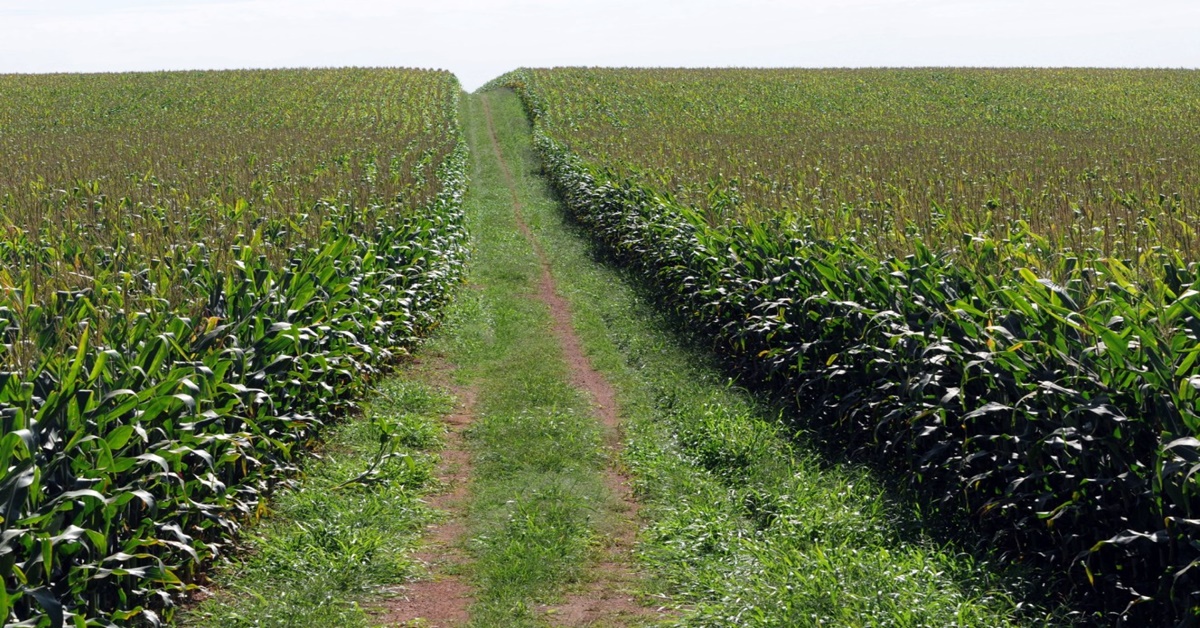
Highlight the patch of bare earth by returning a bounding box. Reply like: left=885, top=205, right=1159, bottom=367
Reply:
left=482, top=92, right=668, bottom=627
left=375, top=375, right=478, bottom=628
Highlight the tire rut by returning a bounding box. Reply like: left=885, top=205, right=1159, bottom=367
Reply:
left=376, top=378, right=477, bottom=628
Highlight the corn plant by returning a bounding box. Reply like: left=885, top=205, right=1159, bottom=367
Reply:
left=499, top=67, right=1200, bottom=277
left=0, top=69, right=469, bottom=626
left=499, top=67, right=1200, bottom=625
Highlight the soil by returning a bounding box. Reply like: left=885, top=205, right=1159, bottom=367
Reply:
left=375, top=381, right=478, bottom=628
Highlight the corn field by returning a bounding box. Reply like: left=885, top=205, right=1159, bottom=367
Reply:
left=500, top=67, right=1200, bottom=625
left=0, top=68, right=468, bottom=626
left=509, top=68, right=1200, bottom=277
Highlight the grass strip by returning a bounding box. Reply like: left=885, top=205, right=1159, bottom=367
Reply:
left=435, top=92, right=608, bottom=627
left=483, top=86, right=1069, bottom=626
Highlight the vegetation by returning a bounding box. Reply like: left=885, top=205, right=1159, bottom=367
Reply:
left=181, top=378, right=452, bottom=628
left=8, top=63, right=1200, bottom=626
left=489, top=87, right=1050, bottom=626
left=504, top=68, right=1200, bottom=274
left=498, top=68, right=1200, bottom=624
left=0, top=69, right=467, bottom=625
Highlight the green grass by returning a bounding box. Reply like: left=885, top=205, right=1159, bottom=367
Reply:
left=431, top=91, right=609, bottom=626
left=482, top=86, right=1068, bottom=627
left=177, top=379, right=453, bottom=627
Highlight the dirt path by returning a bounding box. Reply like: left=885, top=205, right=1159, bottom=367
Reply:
left=377, top=379, right=477, bottom=628
left=481, top=92, right=658, bottom=627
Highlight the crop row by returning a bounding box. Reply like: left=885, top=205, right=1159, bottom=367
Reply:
left=0, top=69, right=468, bottom=626
left=500, top=69, right=1200, bottom=624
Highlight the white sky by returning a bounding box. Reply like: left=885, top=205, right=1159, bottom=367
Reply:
left=1, top=0, right=1197, bottom=91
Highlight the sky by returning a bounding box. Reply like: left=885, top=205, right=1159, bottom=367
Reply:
left=1, top=0, right=1197, bottom=91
